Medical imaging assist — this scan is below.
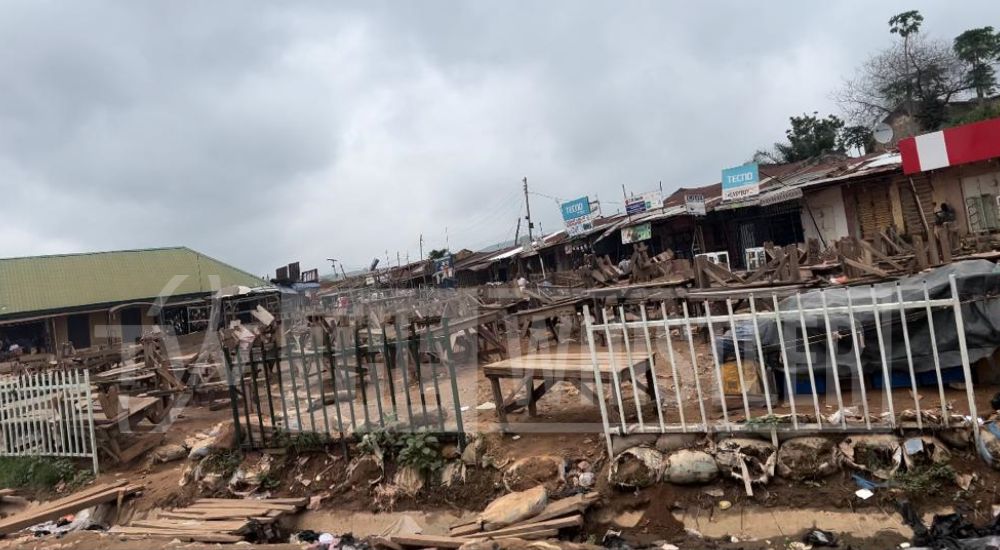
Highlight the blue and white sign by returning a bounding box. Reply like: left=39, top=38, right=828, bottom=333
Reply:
left=721, top=163, right=760, bottom=201
left=560, top=196, right=592, bottom=222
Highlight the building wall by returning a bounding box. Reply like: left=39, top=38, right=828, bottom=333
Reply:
left=801, top=186, right=849, bottom=246
left=926, top=160, right=1000, bottom=235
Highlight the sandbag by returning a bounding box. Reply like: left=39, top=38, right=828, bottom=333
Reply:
left=478, top=485, right=548, bottom=531
left=776, top=437, right=839, bottom=480
left=609, top=447, right=664, bottom=489
left=663, top=449, right=719, bottom=484
left=714, top=438, right=776, bottom=485
left=838, top=434, right=902, bottom=480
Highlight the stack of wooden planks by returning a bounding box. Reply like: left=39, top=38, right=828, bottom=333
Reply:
left=387, top=491, right=598, bottom=548
left=0, top=480, right=142, bottom=536
left=109, top=497, right=307, bottom=543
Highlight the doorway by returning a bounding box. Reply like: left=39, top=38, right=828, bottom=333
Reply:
left=66, top=314, right=91, bottom=349
left=120, top=308, right=143, bottom=344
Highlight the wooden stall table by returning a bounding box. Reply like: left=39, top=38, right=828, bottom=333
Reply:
left=482, top=351, right=655, bottom=430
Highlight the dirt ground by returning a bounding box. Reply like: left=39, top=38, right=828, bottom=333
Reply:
left=4, top=329, right=1000, bottom=549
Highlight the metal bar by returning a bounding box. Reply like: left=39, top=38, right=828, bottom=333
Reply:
left=337, top=326, right=359, bottom=433
left=258, top=341, right=278, bottom=430
left=617, top=306, right=645, bottom=430
left=702, top=301, right=730, bottom=429
left=583, top=305, right=614, bottom=458
left=73, top=370, right=85, bottom=457
left=923, top=281, right=949, bottom=426
left=309, top=331, right=333, bottom=438
left=748, top=296, right=774, bottom=417
left=284, top=337, right=305, bottom=435
left=423, top=319, right=446, bottom=432
left=949, top=274, right=980, bottom=446
left=236, top=352, right=267, bottom=447
left=658, top=303, right=686, bottom=431
left=246, top=347, right=269, bottom=443
left=441, top=317, right=465, bottom=442
left=681, top=302, right=707, bottom=430
left=409, top=325, right=429, bottom=430
left=724, top=299, right=752, bottom=421
left=795, top=293, right=823, bottom=426
left=380, top=322, right=399, bottom=419
left=64, top=371, right=75, bottom=457
left=819, top=290, right=846, bottom=428
left=896, top=283, right=922, bottom=430
left=270, top=339, right=289, bottom=431
left=394, top=318, right=415, bottom=427
left=870, top=285, right=896, bottom=427
left=607, top=299, right=960, bottom=329
left=0, top=376, right=12, bottom=456
left=322, top=329, right=348, bottom=455
left=365, top=320, right=386, bottom=427
left=600, top=307, right=628, bottom=431
left=297, top=335, right=319, bottom=433
left=845, top=292, right=872, bottom=429
left=638, top=306, right=666, bottom=431
left=84, top=370, right=99, bottom=475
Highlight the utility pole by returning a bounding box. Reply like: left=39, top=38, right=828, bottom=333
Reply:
left=522, top=177, right=534, bottom=241
left=445, top=226, right=449, bottom=251
left=514, top=217, right=522, bottom=246
left=419, top=234, right=424, bottom=261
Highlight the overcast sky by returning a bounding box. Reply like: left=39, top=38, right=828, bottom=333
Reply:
left=1, top=1, right=997, bottom=276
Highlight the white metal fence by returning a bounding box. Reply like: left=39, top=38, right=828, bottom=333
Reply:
left=584, top=274, right=984, bottom=456
left=0, top=370, right=99, bottom=474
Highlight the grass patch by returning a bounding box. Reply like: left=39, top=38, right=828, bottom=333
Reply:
left=893, top=463, right=955, bottom=494
left=0, top=457, right=89, bottom=490
left=201, top=449, right=243, bottom=479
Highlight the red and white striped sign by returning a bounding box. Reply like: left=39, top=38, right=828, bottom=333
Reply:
left=898, top=117, right=1000, bottom=174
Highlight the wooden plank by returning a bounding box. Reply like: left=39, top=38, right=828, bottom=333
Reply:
left=108, top=526, right=243, bottom=543
left=855, top=239, right=906, bottom=271
left=117, top=432, right=166, bottom=464
left=841, top=257, right=889, bottom=279
left=486, top=529, right=559, bottom=541
left=0, top=483, right=140, bottom=535
left=476, top=515, right=583, bottom=538
left=391, top=534, right=472, bottom=548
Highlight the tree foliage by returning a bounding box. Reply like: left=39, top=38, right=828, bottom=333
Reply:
left=837, top=10, right=968, bottom=131
left=427, top=248, right=449, bottom=260
left=953, top=27, right=1000, bottom=99
left=840, top=124, right=877, bottom=156
left=756, top=113, right=848, bottom=164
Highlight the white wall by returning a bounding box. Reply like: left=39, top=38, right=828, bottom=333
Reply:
left=801, top=186, right=849, bottom=246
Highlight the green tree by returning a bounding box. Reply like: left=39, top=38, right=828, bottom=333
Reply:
left=427, top=248, right=450, bottom=260
left=954, top=27, right=1000, bottom=99
left=837, top=10, right=967, bottom=131
left=771, top=113, right=846, bottom=162
left=840, top=124, right=877, bottom=156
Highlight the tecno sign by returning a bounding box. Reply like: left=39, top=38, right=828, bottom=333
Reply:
left=721, top=162, right=760, bottom=201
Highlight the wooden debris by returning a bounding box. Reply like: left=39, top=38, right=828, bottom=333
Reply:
left=109, top=497, right=306, bottom=543
left=0, top=481, right=142, bottom=535
left=445, top=491, right=598, bottom=542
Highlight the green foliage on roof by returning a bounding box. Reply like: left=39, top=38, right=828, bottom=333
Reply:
left=0, top=247, right=267, bottom=318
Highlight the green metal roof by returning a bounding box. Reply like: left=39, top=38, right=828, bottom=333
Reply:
left=0, top=247, right=268, bottom=319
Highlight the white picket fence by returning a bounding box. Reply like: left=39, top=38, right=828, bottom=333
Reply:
left=0, top=370, right=99, bottom=474
left=583, top=274, right=983, bottom=457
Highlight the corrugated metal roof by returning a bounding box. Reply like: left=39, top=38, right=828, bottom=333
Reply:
left=0, top=247, right=268, bottom=318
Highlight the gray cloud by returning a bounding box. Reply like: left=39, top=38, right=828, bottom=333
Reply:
left=0, top=1, right=997, bottom=274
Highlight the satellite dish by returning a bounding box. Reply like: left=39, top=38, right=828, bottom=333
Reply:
left=873, top=122, right=894, bottom=145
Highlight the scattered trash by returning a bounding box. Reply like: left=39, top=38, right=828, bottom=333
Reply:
left=977, top=422, right=1000, bottom=469
left=578, top=471, right=595, bottom=488
left=803, top=528, right=838, bottom=547
left=703, top=488, right=724, bottom=498
left=839, top=435, right=903, bottom=480
left=901, top=436, right=952, bottom=470
left=714, top=438, right=776, bottom=494
left=777, top=437, right=839, bottom=480
left=151, top=443, right=188, bottom=464
left=899, top=499, right=1000, bottom=549
left=718, top=500, right=732, bottom=510
left=855, top=488, right=874, bottom=500
left=852, top=473, right=888, bottom=491
left=475, top=402, right=496, bottom=411
left=393, top=465, right=424, bottom=495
